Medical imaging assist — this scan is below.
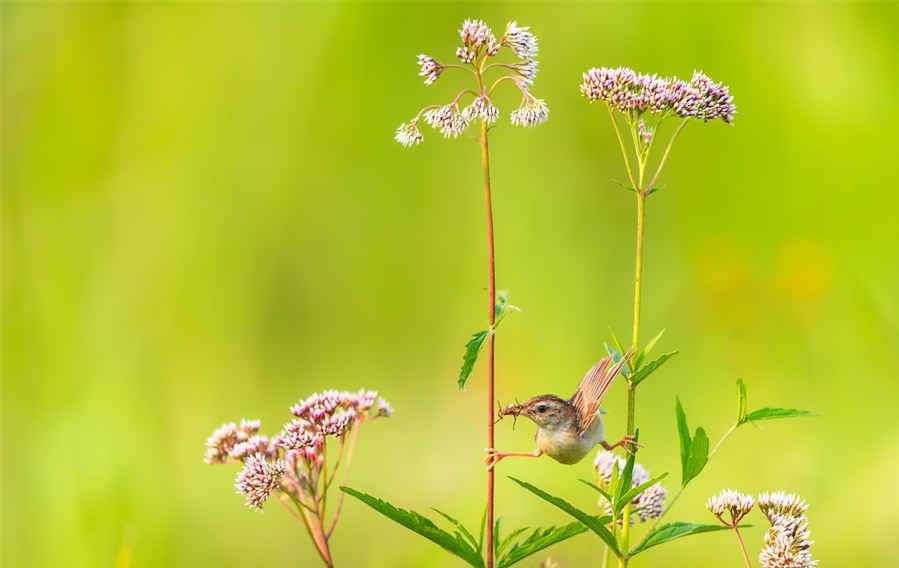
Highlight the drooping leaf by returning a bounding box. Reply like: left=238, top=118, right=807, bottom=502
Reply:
left=675, top=397, right=692, bottom=485
left=508, top=477, right=619, bottom=556
left=736, top=378, right=748, bottom=423
left=629, top=522, right=740, bottom=556
left=458, top=330, right=490, bottom=390
left=497, top=522, right=588, bottom=568
left=340, top=487, right=483, bottom=567
left=635, top=328, right=665, bottom=369
left=743, top=407, right=816, bottom=423
left=603, top=342, right=631, bottom=378
left=433, top=508, right=479, bottom=553
left=684, top=427, right=709, bottom=485
left=631, top=351, right=678, bottom=386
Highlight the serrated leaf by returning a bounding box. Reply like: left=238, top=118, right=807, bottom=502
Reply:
left=508, top=477, right=619, bottom=556
left=497, top=522, right=587, bottom=568
left=603, top=342, right=631, bottom=378
left=432, top=508, right=479, bottom=552
left=684, top=427, right=709, bottom=484
left=631, top=351, right=678, bottom=386
left=340, top=487, right=483, bottom=567
left=577, top=479, right=612, bottom=503
left=737, top=379, right=748, bottom=423
left=629, top=522, right=739, bottom=556
left=496, top=525, right=529, bottom=558
left=459, top=330, right=490, bottom=390
left=617, top=473, right=669, bottom=511
left=635, top=329, right=665, bottom=369
left=743, top=407, right=816, bottom=423
left=675, top=397, right=691, bottom=485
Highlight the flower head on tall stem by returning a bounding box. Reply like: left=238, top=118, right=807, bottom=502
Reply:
left=205, top=389, right=392, bottom=565
left=395, top=18, right=549, bottom=147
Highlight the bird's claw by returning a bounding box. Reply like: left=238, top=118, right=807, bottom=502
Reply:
left=606, top=434, right=644, bottom=455
left=484, top=448, right=503, bottom=471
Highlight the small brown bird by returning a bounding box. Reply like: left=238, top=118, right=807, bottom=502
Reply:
left=485, top=355, right=638, bottom=470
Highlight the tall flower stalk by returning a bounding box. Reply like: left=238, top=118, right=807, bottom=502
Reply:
left=580, top=66, right=735, bottom=565
left=394, top=20, right=548, bottom=568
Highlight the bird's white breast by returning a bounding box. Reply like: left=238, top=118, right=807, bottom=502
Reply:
left=535, top=412, right=606, bottom=465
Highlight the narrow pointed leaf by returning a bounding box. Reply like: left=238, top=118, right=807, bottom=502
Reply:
left=340, top=487, right=483, bottom=567
left=608, top=328, right=626, bottom=359
left=578, top=479, right=612, bottom=503
left=616, top=431, right=639, bottom=508
left=737, top=379, right=748, bottom=423
left=458, top=330, right=490, bottom=390
left=629, top=522, right=741, bottom=556
left=496, top=526, right=529, bottom=558
left=636, top=328, right=665, bottom=368
left=508, top=477, right=619, bottom=556
left=497, top=522, right=588, bottom=568
left=617, top=473, right=669, bottom=512
left=478, top=507, right=487, bottom=554
left=432, top=508, right=479, bottom=552
left=631, top=351, right=678, bottom=386
left=675, top=397, right=692, bottom=485
left=744, top=407, right=816, bottom=423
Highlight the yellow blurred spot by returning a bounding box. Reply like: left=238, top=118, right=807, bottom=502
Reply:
left=114, top=527, right=135, bottom=568
left=776, top=240, right=832, bottom=303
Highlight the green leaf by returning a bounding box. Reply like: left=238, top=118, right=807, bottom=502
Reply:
left=631, top=351, right=678, bottom=386
left=684, top=427, right=709, bottom=484
left=577, top=479, right=612, bottom=503
left=618, top=473, right=669, bottom=510
left=743, top=407, right=816, bottom=423
left=496, top=525, right=529, bottom=558
left=478, top=507, right=487, bottom=554
left=494, top=290, right=509, bottom=322
left=675, top=397, right=691, bottom=485
left=508, top=477, right=619, bottom=556
left=629, top=522, right=738, bottom=556
left=497, top=522, right=588, bottom=568
left=458, top=330, right=490, bottom=390
left=635, top=328, right=665, bottom=368
left=615, top=431, right=639, bottom=511
left=737, top=379, right=748, bottom=423
left=603, top=342, right=631, bottom=378
left=432, top=508, right=479, bottom=553
left=608, top=328, right=626, bottom=358
left=340, top=487, right=483, bottom=567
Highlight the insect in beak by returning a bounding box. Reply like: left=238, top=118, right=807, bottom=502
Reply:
left=499, top=400, right=523, bottom=429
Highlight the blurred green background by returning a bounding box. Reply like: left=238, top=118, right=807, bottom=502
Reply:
left=2, top=2, right=897, bottom=566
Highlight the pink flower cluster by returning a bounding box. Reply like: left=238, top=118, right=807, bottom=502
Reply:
left=205, top=389, right=392, bottom=511
left=593, top=450, right=667, bottom=523
left=396, top=19, right=548, bottom=147
left=580, top=67, right=736, bottom=124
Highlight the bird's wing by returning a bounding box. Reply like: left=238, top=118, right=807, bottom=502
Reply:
left=570, top=355, right=629, bottom=435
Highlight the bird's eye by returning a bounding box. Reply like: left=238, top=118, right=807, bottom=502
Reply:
left=536, top=404, right=547, bottom=413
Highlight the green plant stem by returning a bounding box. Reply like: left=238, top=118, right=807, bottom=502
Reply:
left=480, top=118, right=497, bottom=568
left=733, top=526, right=752, bottom=568
left=646, top=119, right=688, bottom=192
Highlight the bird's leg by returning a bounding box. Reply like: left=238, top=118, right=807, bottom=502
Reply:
left=483, top=448, right=542, bottom=471
left=601, top=434, right=643, bottom=455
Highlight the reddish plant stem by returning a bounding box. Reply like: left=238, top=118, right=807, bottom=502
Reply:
left=479, top=120, right=496, bottom=568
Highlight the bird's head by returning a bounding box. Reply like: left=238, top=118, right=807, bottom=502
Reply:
left=500, top=395, right=577, bottom=432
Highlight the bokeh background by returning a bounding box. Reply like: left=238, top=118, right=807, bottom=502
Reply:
left=2, top=2, right=897, bottom=566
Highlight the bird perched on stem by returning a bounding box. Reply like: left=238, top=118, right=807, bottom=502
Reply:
left=485, top=355, right=638, bottom=470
